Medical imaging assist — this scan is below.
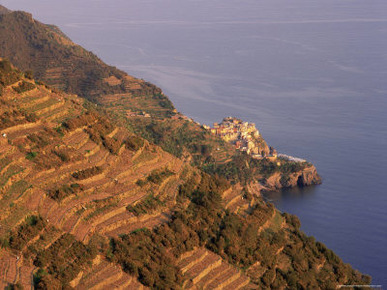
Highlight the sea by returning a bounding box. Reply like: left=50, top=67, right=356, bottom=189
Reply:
left=2, top=0, right=387, bottom=286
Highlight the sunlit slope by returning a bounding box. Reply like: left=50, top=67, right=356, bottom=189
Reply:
left=0, top=60, right=186, bottom=288
left=0, top=7, right=322, bottom=187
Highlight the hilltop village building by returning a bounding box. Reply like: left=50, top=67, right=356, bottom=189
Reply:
left=209, top=117, right=277, bottom=159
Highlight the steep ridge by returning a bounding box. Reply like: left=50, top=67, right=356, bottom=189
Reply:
left=0, top=7, right=171, bottom=116
left=0, top=5, right=10, bottom=15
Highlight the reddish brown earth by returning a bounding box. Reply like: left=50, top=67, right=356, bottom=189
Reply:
left=0, top=77, right=186, bottom=287
left=177, top=248, right=252, bottom=289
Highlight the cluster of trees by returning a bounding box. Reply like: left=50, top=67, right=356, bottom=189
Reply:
left=145, top=168, right=174, bottom=185
left=25, top=151, right=38, bottom=160
left=203, top=153, right=263, bottom=184
left=152, top=93, right=174, bottom=110
left=62, top=112, right=99, bottom=131
left=12, top=80, right=35, bottom=93
left=279, top=160, right=310, bottom=175
left=72, top=166, right=102, bottom=180
left=52, top=148, right=73, bottom=162
left=0, top=59, right=21, bottom=90
left=136, top=168, right=174, bottom=187
left=34, top=233, right=97, bottom=286
left=126, top=194, right=164, bottom=216
left=203, top=153, right=310, bottom=185
left=0, top=108, right=37, bottom=130
left=110, top=172, right=371, bottom=288
left=63, top=112, right=124, bottom=154
left=130, top=119, right=217, bottom=159
left=124, top=135, right=144, bottom=151
left=48, top=183, right=83, bottom=201
left=110, top=228, right=184, bottom=288
left=101, top=135, right=122, bottom=154
left=3, top=215, right=46, bottom=251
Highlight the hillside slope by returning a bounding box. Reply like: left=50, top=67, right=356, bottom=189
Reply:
left=0, top=6, right=173, bottom=117
left=0, top=60, right=370, bottom=289
left=0, top=59, right=188, bottom=288
left=0, top=6, right=321, bottom=189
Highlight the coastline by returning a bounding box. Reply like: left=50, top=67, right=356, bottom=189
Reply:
left=0, top=3, right=379, bottom=286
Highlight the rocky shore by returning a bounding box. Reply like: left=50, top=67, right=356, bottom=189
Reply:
left=264, top=164, right=322, bottom=190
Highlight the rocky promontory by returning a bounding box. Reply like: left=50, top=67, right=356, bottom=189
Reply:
left=264, top=164, right=321, bottom=190
left=208, top=117, right=322, bottom=191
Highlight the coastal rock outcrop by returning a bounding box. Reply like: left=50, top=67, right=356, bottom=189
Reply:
left=297, top=165, right=322, bottom=186
left=264, top=164, right=321, bottom=190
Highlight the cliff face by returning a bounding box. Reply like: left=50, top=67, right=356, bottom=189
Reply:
left=265, top=165, right=321, bottom=190
left=298, top=165, right=322, bottom=186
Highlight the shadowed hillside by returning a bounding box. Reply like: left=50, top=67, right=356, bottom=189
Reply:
left=0, top=6, right=173, bottom=118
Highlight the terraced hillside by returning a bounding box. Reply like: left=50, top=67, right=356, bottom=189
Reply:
left=74, top=255, right=145, bottom=289
left=178, top=248, right=252, bottom=289
left=0, top=59, right=371, bottom=289
left=0, top=6, right=323, bottom=188
left=0, top=8, right=372, bottom=287
left=0, top=7, right=174, bottom=118
left=0, top=60, right=188, bottom=288
left=110, top=170, right=370, bottom=288
left=0, top=6, right=234, bottom=167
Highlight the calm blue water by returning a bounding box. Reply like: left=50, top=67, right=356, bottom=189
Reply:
left=2, top=0, right=387, bottom=286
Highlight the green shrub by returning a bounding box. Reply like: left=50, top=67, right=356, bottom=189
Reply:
left=124, top=135, right=144, bottom=151
left=48, top=183, right=83, bottom=201
left=12, top=80, right=35, bottom=93
left=136, top=168, right=174, bottom=187
left=24, top=70, right=33, bottom=79
left=0, top=59, right=21, bottom=86
left=26, top=151, right=38, bottom=160
left=126, top=194, right=164, bottom=216
left=72, top=166, right=102, bottom=180
left=8, top=215, right=46, bottom=251
left=102, top=136, right=121, bottom=154
left=34, top=233, right=97, bottom=284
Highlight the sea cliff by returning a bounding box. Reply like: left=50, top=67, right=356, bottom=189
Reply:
left=264, top=164, right=321, bottom=190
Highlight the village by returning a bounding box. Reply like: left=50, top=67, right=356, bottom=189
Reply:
left=206, top=117, right=277, bottom=160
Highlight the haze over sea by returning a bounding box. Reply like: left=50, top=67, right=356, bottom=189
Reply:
left=2, top=0, right=387, bottom=286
